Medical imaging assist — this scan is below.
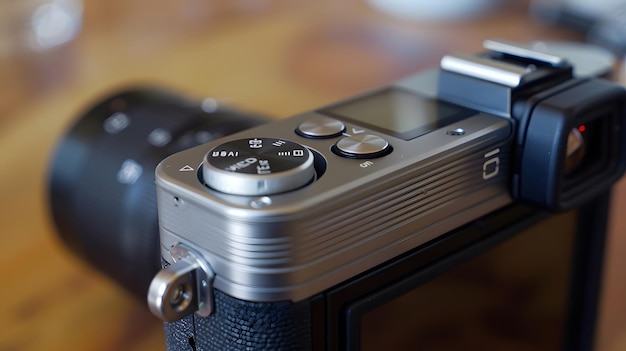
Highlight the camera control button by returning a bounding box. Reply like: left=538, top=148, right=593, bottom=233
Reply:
left=296, top=116, right=345, bottom=138
left=203, top=138, right=315, bottom=196
left=333, top=134, right=391, bottom=159
left=446, top=128, right=465, bottom=136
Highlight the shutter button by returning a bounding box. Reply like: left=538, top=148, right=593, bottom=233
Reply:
left=332, top=134, right=391, bottom=159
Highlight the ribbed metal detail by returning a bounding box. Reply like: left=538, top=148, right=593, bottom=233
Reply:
left=295, top=149, right=507, bottom=262
left=159, top=143, right=509, bottom=271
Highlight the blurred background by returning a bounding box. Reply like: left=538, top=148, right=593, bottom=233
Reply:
left=1, top=0, right=625, bottom=350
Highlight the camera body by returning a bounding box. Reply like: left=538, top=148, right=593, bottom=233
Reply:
left=147, top=40, right=626, bottom=350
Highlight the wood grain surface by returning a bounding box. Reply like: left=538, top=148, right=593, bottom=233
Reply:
left=0, top=1, right=625, bottom=350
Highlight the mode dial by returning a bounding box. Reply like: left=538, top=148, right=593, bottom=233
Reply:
left=203, top=138, right=315, bottom=196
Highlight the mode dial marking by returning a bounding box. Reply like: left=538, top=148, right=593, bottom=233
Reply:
left=203, top=138, right=315, bottom=196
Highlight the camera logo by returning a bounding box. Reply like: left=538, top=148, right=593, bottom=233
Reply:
left=482, top=148, right=500, bottom=180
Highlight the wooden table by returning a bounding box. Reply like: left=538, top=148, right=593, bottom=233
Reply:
left=1, top=1, right=625, bottom=350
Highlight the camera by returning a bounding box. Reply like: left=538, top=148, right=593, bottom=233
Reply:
left=50, top=40, right=626, bottom=350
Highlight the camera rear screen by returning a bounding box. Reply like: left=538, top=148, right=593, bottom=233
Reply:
left=321, top=88, right=476, bottom=140
left=359, top=210, right=576, bottom=350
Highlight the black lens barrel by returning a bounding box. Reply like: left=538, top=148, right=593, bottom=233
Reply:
left=49, top=88, right=265, bottom=298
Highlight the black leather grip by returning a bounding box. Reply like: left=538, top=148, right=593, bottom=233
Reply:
left=164, top=289, right=312, bottom=351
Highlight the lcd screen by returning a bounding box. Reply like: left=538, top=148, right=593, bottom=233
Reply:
left=357, top=210, right=576, bottom=350
left=321, top=88, right=475, bottom=140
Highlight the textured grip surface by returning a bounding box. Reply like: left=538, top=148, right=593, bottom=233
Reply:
left=164, top=289, right=312, bottom=351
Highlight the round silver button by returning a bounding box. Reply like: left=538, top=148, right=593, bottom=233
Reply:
left=296, top=116, right=345, bottom=138
left=203, top=138, right=315, bottom=196
left=333, top=134, right=391, bottom=159
left=446, top=128, right=465, bottom=136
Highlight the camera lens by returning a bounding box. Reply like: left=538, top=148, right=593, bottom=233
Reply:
left=48, top=88, right=265, bottom=298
